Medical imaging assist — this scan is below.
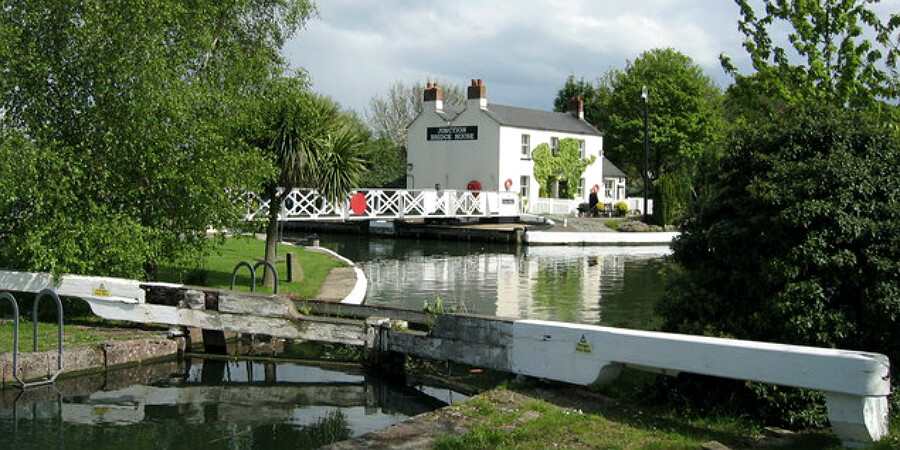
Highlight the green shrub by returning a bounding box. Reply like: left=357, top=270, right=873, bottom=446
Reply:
left=613, top=201, right=629, bottom=216
left=659, top=103, right=900, bottom=426
left=617, top=220, right=649, bottom=232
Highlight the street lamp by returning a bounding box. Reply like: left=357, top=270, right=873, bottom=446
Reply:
left=641, top=85, right=649, bottom=221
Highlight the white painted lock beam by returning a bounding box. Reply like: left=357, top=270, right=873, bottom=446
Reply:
left=509, top=320, right=890, bottom=447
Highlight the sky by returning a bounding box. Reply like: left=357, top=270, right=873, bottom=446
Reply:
left=281, top=1, right=896, bottom=116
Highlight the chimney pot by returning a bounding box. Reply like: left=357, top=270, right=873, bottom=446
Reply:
left=423, top=82, right=444, bottom=110
left=567, top=95, right=585, bottom=120
left=467, top=78, right=486, bottom=101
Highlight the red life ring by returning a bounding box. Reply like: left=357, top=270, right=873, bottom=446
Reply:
left=467, top=180, right=482, bottom=191
left=503, top=178, right=513, bottom=191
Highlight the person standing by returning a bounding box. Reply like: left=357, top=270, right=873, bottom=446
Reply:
left=588, top=184, right=600, bottom=217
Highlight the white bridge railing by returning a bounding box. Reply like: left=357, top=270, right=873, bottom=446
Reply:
left=244, top=188, right=520, bottom=222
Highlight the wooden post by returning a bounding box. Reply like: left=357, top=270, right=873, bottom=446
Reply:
left=286, top=252, right=304, bottom=283
left=365, top=317, right=407, bottom=378
left=201, top=291, right=227, bottom=354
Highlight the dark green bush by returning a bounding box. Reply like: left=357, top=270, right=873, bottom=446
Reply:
left=658, top=103, right=900, bottom=426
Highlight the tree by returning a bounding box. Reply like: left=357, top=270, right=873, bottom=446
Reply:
left=245, top=76, right=366, bottom=288
left=660, top=2, right=900, bottom=425
left=580, top=49, right=723, bottom=224
left=0, top=0, right=315, bottom=279
left=532, top=138, right=596, bottom=199
left=552, top=74, right=606, bottom=126
left=659, top=102, right=900, bottom=426
left=722, top=0, right=900, bottom=108
left=366, top=80, right=466, bottom=150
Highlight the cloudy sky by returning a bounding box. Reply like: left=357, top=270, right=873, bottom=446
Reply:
left=282, top=1, right=896, bottom=115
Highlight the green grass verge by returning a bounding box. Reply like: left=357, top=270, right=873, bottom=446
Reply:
left=1, top=236, right=346, bottom=353
left=432, top=373, right=900, bottom=450
left=605, top=218, right=625, bottom=231
left=157, top=236, right=346, bottom=299
left=1, top=319, right=166, bottom=353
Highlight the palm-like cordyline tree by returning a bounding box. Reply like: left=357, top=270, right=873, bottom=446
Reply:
left=251, top=76, right=366, bottom=288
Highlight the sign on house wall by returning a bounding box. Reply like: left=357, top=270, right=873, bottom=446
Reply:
left=427, top=126, right=478, bottom=141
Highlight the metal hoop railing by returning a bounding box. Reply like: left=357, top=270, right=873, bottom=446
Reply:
left=230, top=261, right=256, bottom=292
left=1, top=291, right=21, bottom=385
left=25, top=289, right=64, bottom=387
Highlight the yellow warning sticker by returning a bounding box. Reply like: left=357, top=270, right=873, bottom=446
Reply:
left=93, top=284, right=110, bottom=296
left=575, top=334, right=593, bottom=353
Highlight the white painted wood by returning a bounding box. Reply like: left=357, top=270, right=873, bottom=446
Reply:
left=244, top=188, right=519, bottom=222
left=0, top=269, right=158, bottom=304
left=825, top=393, right=889, bottom=447
left=509, top=320, right=890, bottom=445
left=524, top=231, right=679, bottom=246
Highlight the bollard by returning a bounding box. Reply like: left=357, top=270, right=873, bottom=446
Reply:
left=286, top=252, right=304, bottom=283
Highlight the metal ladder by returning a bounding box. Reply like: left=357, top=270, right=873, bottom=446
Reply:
left=1, top=289, right=64, bottom=388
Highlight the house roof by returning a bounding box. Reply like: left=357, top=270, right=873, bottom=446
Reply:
left=485, top=104, right=603, bottom=136
left=425, top=102, right=603, bottom=137
left=602, top=156, right=627, bottom=178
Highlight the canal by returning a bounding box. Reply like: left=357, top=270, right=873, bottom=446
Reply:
left=1, top=235, right=669, bottom=448
left=0, top=357, right=463, bottom=450
left=315, top=234, right=670, bottom=330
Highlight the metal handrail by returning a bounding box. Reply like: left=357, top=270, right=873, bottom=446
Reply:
left=230, top=261, right=256, bottom=292
left=229, top=260, right=280, bottom=294
left=1, top=291, right=21, bottom=385
left=253, top=260, right=279, bottom=294
left=24, top=289, right=65, bottom=387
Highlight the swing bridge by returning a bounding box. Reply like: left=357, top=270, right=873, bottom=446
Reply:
left=242, top=188, right=521, bottom=222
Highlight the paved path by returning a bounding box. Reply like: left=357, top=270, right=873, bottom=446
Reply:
left=315, top=267, right=358, bottom=302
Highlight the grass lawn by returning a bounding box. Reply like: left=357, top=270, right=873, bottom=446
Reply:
left=156, top=235, right=346, bottom=299
left=433, top=379, right=900, bottom=449
left=1, top=236, right=346, bottom=353
left=0, top=319, right=166, bottom=353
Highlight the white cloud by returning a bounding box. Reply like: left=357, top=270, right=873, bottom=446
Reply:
left=282, top=0, right=892, bottom=114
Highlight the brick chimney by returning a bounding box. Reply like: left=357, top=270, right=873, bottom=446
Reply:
left=423, top=82, right=444, bottom=113
left=467, top=78, right=487, bottom=109
left=567, top=95, right=584, bottom=120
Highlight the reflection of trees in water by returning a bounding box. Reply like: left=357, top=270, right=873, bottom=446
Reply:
left=532, top=262, right=583, bottom=323
left=5, top=406, right=352, bottom=450
left=256, top=410, right=351, bottom=449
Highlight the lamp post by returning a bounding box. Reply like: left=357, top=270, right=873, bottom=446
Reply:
left=641, top=85, right=649, bottom=221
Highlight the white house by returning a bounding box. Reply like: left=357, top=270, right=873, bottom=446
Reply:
left=602, top=156, right=627, bottom=203
left=407, top=79, right=619, bottom=208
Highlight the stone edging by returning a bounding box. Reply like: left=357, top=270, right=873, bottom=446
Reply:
left=1, top=337, right=179, bottom=387
left=302, top=245, right=367, bottom=305
left=525, top=230, right=679, bottom=246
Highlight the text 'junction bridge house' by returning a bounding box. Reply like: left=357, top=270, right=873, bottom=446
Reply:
left=406, top=78, right=627, bottom=209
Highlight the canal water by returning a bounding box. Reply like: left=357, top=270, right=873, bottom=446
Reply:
left=0, top=357, right=462, bottom=450
left=0, top=235, right=668, bottom=448
left=314, top=234, right=670, bottom=330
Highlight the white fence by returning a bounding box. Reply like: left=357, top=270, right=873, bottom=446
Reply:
left=527, top=197, right=653, bottom=216
left=244, top=188, right=520, bottom=222
left=528, top=197, right=580, bottom=215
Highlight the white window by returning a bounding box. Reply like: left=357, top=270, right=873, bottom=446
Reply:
left=578, top=178, right=585, bottom=198
left=551, top=137, right=559, bottom=155
left=578, top=140, right=585, bottom=158
left=520, top=176, right=529, bottom=198
left=521, top=134, right=531, bottom=158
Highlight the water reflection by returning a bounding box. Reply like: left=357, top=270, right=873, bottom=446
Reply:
left=314, top=233, right=669, bottom=329
left=0, top=358, right=460, bottom=450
